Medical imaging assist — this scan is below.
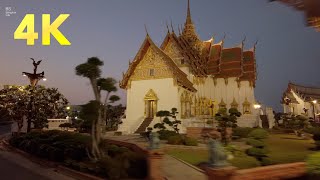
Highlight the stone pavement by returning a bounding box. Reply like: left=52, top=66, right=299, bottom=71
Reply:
left=0, top=139, right=75, bottom=180
left=162, top=155, right=206, bottom=180
left=104, top=133, right=207, bottom=180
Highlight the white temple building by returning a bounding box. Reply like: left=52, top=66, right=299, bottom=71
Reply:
left=118, top=1, right=268, bottom=134
left=282, top=82, right=320, bottom=121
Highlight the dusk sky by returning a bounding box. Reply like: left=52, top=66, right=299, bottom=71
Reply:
left=0, top=0, right=319, bottom=112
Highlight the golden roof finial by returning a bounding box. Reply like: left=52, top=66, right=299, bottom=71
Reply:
left=186, top=0, right=192, bottom=25
left=166, top=21, right=170, bottom=33
left=144, top=24, right=149, bottom=36
left=242, top=35, right=246, bottom=47
left=170, top=19, right=175, bottom=33
left=254, top=39, right=259, bottom=52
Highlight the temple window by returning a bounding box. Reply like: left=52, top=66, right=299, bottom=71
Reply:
left=149, top=69, right=155, bottom=76
left=181, top=59, right=185, bottom=64
left=243, top=98, right=251, bottom=114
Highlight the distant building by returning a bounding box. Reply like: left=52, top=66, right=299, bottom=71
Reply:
left=281, top=82, right=320, bottom=120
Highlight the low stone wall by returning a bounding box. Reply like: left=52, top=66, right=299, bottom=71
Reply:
left=186, top=127, right=219, bottom=139
left=206, top=162, right=306, bottom=180
left=105, top=139, right=165, bottom=180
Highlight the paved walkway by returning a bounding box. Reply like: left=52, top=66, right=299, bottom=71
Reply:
left=0, top=150, right=75, bottom=180
left=104, top=133, right=207, bottom=180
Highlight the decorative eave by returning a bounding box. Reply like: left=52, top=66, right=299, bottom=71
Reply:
left=231, top=97, right=239, bottom=107
left=144, top=89, right=159, bottom=100
left=243, top=97, right=251, bottom=106
left=120, top=33, right=196, bottom=92
left=287, top=82, right=320, bottom=102
left=219, top=98, right=226, bottom=106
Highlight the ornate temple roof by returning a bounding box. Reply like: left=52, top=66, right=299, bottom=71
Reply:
left=164, top=0, right=257, bottom=85
left=120, top=34, right=196, bottom=92
left=121, top=0, right=258, bottom=90
left=281, top=82, right=320, bottom=104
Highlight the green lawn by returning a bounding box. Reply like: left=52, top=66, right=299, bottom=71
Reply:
left=266, top=133, right=315, bottom=164
left=166, top=133, right=315, bottom=169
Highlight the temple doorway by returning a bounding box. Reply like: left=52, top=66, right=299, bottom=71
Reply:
left=144, top=89, right=158, bottom=119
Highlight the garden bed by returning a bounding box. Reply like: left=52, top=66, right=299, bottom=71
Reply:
left=9, top=130, right=148, bottom=179
left=165, top=133, right=316, bottom=169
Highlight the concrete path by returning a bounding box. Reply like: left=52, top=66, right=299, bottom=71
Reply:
left=163, top=155, right=206, bottom=180
left=104, top=133, right=207, bottom=180
left=0, top=150, right=75, bottom=180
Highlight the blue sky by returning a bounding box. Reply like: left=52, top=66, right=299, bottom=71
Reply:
left=0, top=0, right=319, bottom=111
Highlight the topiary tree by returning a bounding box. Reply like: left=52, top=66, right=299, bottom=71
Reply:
left=75, top=57, right=119, bottom=160
left=154, top=108, right=181, bottom=133
left=215, top=108, right=241, bottom=144
left=246, top=129, right=271, bottom=166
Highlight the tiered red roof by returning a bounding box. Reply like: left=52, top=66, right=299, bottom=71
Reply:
left=160, top=0, right=257, bottom=86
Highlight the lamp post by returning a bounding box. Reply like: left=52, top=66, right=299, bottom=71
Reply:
left=254, top=102, right=262, bottom=127
left=22, top=58, right=45, bottom=132
left=312, top=100, right=317, bottom=121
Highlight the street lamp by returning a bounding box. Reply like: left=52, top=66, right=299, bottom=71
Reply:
left=254, top=101, right=262, bottom=127
left=312, top=100, right=317, bottom=121
left=254, top=104, right=261, bottom=109
left=22, top=58, right=45, bottom=132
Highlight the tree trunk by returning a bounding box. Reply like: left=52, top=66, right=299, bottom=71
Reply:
left=103, top=92, right=110, bottom=128
left=89, top=78, right=102, bottom=159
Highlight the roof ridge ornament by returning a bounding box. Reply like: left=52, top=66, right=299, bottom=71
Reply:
left=170, top=19, right=175, bottom=33
left=144, top=24, right=149, bottom=36
left=166, top=21, right=170, bottom=33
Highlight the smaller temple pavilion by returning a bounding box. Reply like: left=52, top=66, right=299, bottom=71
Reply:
left=282, top=82, right=320, bottom=120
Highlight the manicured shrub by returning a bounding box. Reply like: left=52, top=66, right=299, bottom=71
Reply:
left=315, top=141, right=320, bottom=150
left=248, top=129, right=269, bottom=139
left=313, top=132, right=320, bottom=141
left=246, top=138, right=265, bottom=148
left=261, top=157, right=273, bottom=166
left=184, top=137, right=198, bottom=146
left=304, top=127, right=320, bottom=135
left=233, top=127, right=254, bottom=138
left=246, top=147, right=268, bottom=158
left=306, top=152, right=320, bottom=176
left=9, top=130, right=90, bottom=162
left=158, top=130, right=177, bottom=140
left=167, top=135, right=184, bottom=145
left=246, top=129, right=269, bottom=166
left=9, top=130, right=148, bottom=179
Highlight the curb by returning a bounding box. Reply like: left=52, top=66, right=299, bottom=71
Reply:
left=1, top=140, right=104, bottom=180
left=56, top=166, right=105, bottom=180
left=168, top=155, right=205, bottom=174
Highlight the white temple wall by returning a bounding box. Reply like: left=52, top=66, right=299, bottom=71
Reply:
left=120, top=78, right=179, bottom=133
left=192, top=77, right=256, bottom=114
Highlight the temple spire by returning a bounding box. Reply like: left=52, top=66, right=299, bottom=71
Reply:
left=186, top=0, right=192, bottom=25
left=181, top=0, right=202, bottom=52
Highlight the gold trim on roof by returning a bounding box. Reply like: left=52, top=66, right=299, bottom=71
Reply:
left=120, top=34, right=196, bottom=92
